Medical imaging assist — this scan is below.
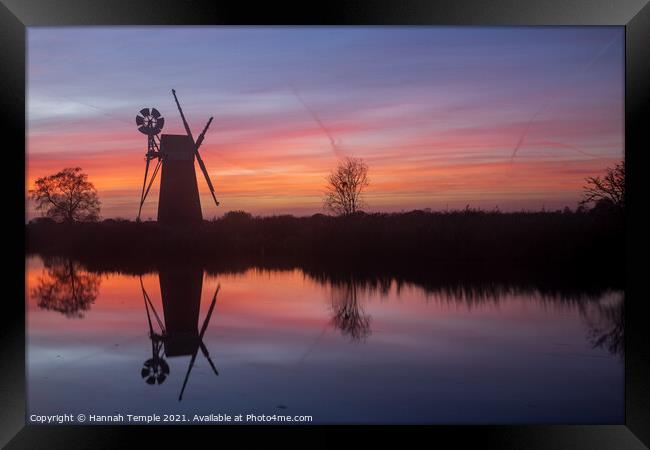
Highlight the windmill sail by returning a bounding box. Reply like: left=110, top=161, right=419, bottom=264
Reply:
left=171, top=89, right=220, bottom=207
left=193, top=118, right=220, bottom=206
left=178, top=284, right=221, bottom=401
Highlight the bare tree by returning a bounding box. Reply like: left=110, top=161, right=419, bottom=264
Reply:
left=324, top=157, right=369, bottom=216
left=29, top=167, right=101, bottom=222
left=580, top=161, right=625, bottom=211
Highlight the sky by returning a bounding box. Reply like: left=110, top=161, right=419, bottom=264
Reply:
left=27, top=26, right=624, bottom=219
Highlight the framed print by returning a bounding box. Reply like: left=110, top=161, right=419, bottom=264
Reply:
left=2, top=0, right=648, bottom=448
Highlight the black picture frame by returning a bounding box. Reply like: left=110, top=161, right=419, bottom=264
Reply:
left=2, top=1, right=648, bottom=448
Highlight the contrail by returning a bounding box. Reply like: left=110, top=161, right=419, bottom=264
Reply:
left=510, top=33, right=622, bottom=162
left=535, top=140, right=601, bottom=158
left=511, top=108, right=544, bottom=161
left=290, top=85, right=345, bottom=159
left=56, top=95, right=134, bottom=126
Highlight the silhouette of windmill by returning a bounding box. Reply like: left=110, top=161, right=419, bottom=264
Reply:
left=139, top=269, right=220, bottom=401
left=136, top=89, right=220, bottom=225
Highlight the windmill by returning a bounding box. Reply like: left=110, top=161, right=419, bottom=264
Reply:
left=136, top=89, right=220, bottom=225
left=139, top=270, right=220, bottom=400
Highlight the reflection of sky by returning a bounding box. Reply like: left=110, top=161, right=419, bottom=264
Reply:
left=26, top=257, right=623, bottom=423
left=27, top=27, right=624, bottom=218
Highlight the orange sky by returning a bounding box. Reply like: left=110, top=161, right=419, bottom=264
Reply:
left=26, top=27, right=624, bottom=219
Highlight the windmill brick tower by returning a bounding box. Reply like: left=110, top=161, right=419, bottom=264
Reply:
left=157, top=134, right=202, bottom=225
left=135, top=90, right=219, bottom=226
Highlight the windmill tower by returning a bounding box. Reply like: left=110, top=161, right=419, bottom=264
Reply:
left=136, top=90, right=220, bottom=226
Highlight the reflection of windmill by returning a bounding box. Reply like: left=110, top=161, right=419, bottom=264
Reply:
left=139, top=269, right=220, bottom=401
left=136, top=89, right=220, bottom=225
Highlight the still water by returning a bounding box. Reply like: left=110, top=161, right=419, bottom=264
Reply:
left=26, top=256, right=623, bottom=424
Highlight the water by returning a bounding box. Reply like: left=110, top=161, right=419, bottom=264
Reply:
left=26, top=256, right=624, bottom=424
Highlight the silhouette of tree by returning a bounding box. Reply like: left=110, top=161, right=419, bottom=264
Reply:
left=324, top=157, right=369, bottom=216
left=31, top=258, right=101, bottom=318
left=330, top=280, right=371, bottom=341
left=580, top=161, right=625, bottom=211
left=29, top=167, right=101, bottom=222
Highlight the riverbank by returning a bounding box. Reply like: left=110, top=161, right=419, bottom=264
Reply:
left=26, top=209, right=624, bottom=289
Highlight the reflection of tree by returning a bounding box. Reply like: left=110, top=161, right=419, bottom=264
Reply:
left=31, top=258, right=101, bottom=318
left=331, top=280, right=371, bottom=341
left=581, top=292, right=624, bottom=357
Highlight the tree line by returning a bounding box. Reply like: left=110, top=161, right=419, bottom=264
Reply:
left=28, top=159, right=625, bottom=222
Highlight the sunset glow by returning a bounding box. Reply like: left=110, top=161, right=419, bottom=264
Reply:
left=27, top=27, right=624, bottom=219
